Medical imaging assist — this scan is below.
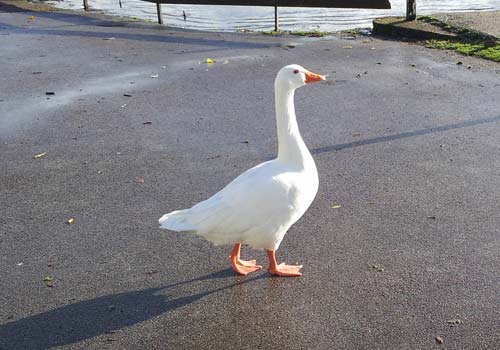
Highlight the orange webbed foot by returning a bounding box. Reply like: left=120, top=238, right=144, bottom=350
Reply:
left=231, top=260, right=262, bottom=275
left=229, top=243, right=262, bottom=276
left=238, top=259, right=260, bottom=267
left=266, top=250, right=303, bottom=277
left=268, top=262, right=303, bottom=277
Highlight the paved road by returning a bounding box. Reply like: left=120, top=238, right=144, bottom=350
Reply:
left=433, top=10, right=500, bottom=39
left=1, top=3, right=499, bottom=349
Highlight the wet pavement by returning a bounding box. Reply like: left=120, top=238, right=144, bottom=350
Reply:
left=1, top=3, right=500, bottom=349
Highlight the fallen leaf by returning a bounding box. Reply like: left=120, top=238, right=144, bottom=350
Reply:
left=370, top=264, right=384, bottom=272
left=332, top=204, right=342, bottom=209
left=435, top=336, right=444, bottom=344
left=67, top=218, right=74, bottom=225
left=206, top=58, right=216, bottom=64
left=135, top=177, right=145, bottom=184
left=43, top=277, right=53, bottom=282
left=342, top=45, right=353, bottom=49
left=34, top=152, right=46, bottom=159
left=446, top=319, right=463, bottom=326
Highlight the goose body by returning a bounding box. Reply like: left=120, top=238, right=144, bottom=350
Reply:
left=161, top=156, right=318, bottom=251
left=159, top=64, right=325, bottom=276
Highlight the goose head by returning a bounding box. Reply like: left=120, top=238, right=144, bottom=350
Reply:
left=275, top=64, right=326, bottom=91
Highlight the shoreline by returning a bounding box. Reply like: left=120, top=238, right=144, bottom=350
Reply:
left=1, top=0, right=374, bottom=38
left=3, top=0, right=499, bottom=63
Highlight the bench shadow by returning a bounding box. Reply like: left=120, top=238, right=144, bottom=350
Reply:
left=0, top=3, right=276, bottom=51
left=0, top=268, right=265, bottom=350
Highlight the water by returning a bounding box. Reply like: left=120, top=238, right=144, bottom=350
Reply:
left=47, top=0, right=500, bottom=32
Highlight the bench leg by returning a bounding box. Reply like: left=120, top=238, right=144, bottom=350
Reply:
left=406, top=0, right=416, bottom=20
left=274, top=6, right=279, bottom=31
left=156, top=2, right=163, bottom=24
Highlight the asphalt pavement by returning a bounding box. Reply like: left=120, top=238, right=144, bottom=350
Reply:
left=1, top=3, right=499, bottom=349
left=433, top=10, right=500, bottom=39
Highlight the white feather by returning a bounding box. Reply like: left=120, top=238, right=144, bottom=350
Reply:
left=159, top=64, right=320, bottom=251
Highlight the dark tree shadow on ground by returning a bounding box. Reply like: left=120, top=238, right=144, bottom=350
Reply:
left=0, top=269, right=264, bottom=350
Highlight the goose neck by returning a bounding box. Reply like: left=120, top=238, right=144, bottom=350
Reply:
left=275, top=85, right=309, bottom=164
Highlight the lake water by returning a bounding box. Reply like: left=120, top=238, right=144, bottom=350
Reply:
left=48, top=0, right=500, bottom=32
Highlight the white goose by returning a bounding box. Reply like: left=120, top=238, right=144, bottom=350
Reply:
left=159, top=64, right=325, bottom=277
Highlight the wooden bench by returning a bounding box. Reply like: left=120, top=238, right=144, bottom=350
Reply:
left=81, top=0, right=393, bottom=30
left=138, top=0, right=392, bottom=29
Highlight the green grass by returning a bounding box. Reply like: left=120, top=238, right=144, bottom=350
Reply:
left=291, top=30, right=331, bottom=37
left=425, top=40, right=500, bottom=62
left=261, top=29, right=331, bottom=37
left=339, top=29, right=359, bottom=35
left=418, top=15, right=489, bottom=40
left=417, top=15, right=500, bottom=62
left=261, top=30, right=282, bottom=36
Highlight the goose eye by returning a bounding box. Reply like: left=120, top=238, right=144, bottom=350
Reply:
left=293, top=69, right=299, bottom=74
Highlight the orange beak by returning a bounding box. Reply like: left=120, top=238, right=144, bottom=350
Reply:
left=305, top=70, right=326, bottom=84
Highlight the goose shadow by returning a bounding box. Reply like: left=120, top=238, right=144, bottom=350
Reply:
left=0, top=269, right=265, bottom=350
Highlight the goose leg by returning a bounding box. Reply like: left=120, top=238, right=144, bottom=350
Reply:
left=229, top=243, right=262, bottom=275
left=266, top=250, right=302, bottom=277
